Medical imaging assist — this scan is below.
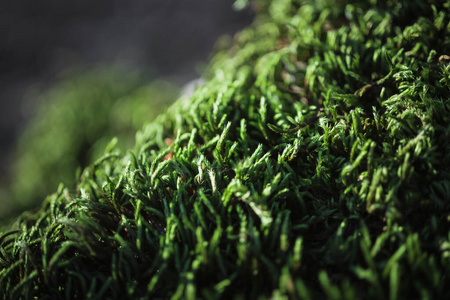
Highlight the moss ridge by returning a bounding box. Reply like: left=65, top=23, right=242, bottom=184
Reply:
left=1, top=0, right=450, bottom=299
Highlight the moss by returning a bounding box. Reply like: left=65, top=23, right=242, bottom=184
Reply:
left=1, top=0, right=450, bottom=299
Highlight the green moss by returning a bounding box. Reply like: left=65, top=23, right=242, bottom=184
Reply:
left=1, top=0, right=450, bottom=299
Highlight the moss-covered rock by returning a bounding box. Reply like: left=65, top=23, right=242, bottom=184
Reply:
left=1, top=0, right=449, bottom=299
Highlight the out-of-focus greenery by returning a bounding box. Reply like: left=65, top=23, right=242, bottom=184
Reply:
left=0, top=68, right=179, bottom=219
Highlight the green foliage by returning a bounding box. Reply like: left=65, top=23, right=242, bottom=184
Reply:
left=0, top=68, right=179, bottom=219
left=1, top=0, right=450, bottom=299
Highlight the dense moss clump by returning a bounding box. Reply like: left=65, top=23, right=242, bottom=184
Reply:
left=1, top=0, right=450, bottom=299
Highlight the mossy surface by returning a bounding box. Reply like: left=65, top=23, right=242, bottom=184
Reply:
left=1, top=0, right=450, bottom=299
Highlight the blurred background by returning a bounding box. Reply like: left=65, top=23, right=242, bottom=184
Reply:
left=0, top=0, right=254, bottom=221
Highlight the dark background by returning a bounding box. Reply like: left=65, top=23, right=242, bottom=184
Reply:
left=0, top=0, right=253, bottom=176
